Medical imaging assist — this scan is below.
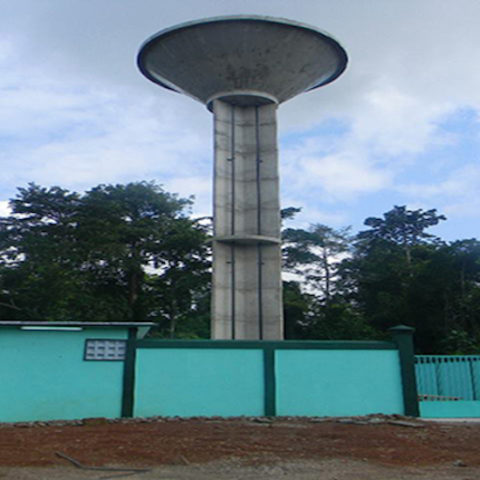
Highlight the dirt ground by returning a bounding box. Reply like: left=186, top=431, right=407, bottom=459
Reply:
left=0, top=415, right=479, bottom=479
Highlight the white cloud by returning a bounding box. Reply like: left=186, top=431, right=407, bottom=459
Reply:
left=164, top=176, right=212, bottom=217
left=0, top=45, right=212, bottom=211
left=396, top=164, right=480, bottom=218
left=281, top=201, right=349, bottom=229
left=280, top=132, right=393, bottom=209
left=301, top=152, right=392, bottom=197
left=349, top=85, right=454, bottom=157
left=0, top=201, right=10, bottom=217
left=1, top=0, right=480, bottom=240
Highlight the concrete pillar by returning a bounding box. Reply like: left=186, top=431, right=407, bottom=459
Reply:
left=211, top=99, right=283, bottom=340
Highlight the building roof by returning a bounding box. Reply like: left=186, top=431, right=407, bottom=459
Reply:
left=0, top=322, right=155, bottom=327
left=0, top=321, right=156, bottom=338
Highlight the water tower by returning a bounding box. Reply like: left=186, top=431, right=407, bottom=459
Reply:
left=137, top=16, right=347, bottom=340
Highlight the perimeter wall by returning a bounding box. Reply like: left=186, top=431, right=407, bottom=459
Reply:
left=129, top=325, right=418, bottom=418
left=0, top=326, right=417, bottom=422
left=133, top=341, right=407, bottom=418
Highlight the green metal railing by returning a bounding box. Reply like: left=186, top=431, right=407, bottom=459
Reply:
left=415, top=355, right=480, bottom=401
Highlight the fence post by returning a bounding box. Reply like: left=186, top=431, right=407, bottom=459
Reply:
left=263, top=347, right=276, bottom=416
left=121, top=327, right=137, bottom=418
left=389, top=325, right=420, bottom=417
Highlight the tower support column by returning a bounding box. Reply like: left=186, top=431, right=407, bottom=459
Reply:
left=211, top=99, right=283, bottom=340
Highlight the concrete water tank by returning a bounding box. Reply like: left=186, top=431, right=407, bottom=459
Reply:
left=138, top=16, right=347, bottom=339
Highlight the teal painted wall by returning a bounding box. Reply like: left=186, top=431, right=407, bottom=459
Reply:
left=0, top=333, right=408, bottom=421
left=135, top=346, right=405, bottom=418
left=420, top=401, right=480, bottom=418
left=0, top=327, right=127, bottom=422
left=134, top=348, right=265, bottom=417
left=275, top=350, right=404, bottom=416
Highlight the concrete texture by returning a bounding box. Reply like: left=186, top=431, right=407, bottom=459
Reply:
left=211, top=100, right=283, bottom=339
left=137, top=16, right=347, bottom=107
left=137, top=16, right=348, bottom=339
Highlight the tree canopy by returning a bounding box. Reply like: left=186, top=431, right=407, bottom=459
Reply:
left=0, top=182, right=211, bottom=337
left=2, top=183, right=480, bottom=351
left=282, top=205, right=480, bottom=353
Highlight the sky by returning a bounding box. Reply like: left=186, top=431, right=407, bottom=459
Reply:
left=1, top=0, right=480, bottom=241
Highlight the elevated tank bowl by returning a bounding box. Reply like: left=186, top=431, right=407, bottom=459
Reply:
left=137, top=15, right=348, bottom=109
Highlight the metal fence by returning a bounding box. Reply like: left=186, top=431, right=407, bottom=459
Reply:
left=415, top=355, right=480, bottom=401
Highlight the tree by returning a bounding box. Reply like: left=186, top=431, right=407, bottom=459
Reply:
left=0, top=182, right=211, bottom=336
left=280, top=207, right=302, bottom=222
left=433, top=240, right=480, bottom=352
left=344, top=205, right=480, bottom=352
left=75, top=182, right=210, bottom=323
left=142, top=217, right=211, bottom=337
left=358, top=205, right=446, bottom=266
left=344, top=207, right=442, bottom=346
left=280, top=223, right=377, bottom=340
left=282, top=280, right=315, bottom=339
left=283, top=224, right=351, bottom=303
left=0, top=184, right=84, bottom=320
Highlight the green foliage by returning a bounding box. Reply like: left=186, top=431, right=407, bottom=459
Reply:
left=283, top=224, right=351, bottom=301
left=358, top=205, right=446, bottom=265
left=307, top=299, right=379, bottom=341
left=283, top=281, right=315, bottom=339
left=282, top=222, right=376, bottom=341
left=0, top=182, right=210, bottom=337
left=280, top=206, right=302, bottom=222
left=440, top=329, right=480, bottom=355
left=283, top=281, right=377, bottom=341
left=359, top=205, right=446, bottom=246
left=345, top=207, right=480, bottom=352
left=283, top=205, right=480, bottom=352
left=3, top=189, right=480, bottom=352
